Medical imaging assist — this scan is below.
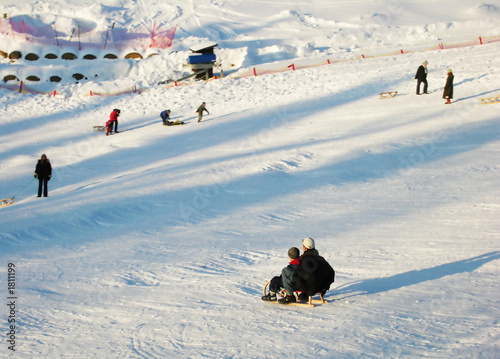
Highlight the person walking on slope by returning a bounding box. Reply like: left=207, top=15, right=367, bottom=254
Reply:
left=415, top=60, right=429, bottom=95
left=196, top=102, right=209, bottom=123
left=262, top=247, right=301, bottom=303
left=443, top=69, right=454, bottom=104
left=106, top=109, right=120, bottom=135
left=34, top=154, right=52, bottom=197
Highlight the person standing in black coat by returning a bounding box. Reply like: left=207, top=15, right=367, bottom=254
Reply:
left=443, top=69, right=454, bottom=104
left=415, top=60, right=429, bottom=95
left=34, top=154, right=52, bottom=197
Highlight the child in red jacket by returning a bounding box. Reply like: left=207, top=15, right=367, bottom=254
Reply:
left=106, top=109, right=120, bottom=135
left=262, top=247, right=300, bottom=303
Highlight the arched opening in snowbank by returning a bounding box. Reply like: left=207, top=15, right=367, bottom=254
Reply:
left=125, top=52, right=143, bottom=59
left=26, top=75, right=40, bottom=82
left=72, top=73, right=85, bottom=81
left=9, top=51, right=22, bottom=60
left=25, top=53, right=40, bottom=61
left=3, top=75, right=18, bottom=82
left=62, top=52, right=77, bottom=60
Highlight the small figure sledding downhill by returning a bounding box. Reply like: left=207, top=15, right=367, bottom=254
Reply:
left=262, top=237, right=335, bottom=307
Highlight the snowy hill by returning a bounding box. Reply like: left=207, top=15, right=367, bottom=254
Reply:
left=1, top=0, right=500, bottom=358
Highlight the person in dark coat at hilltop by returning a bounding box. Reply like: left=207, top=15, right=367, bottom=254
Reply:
left=34, top=154, right=52, bottom=197
left=106, top=109, right=120, bottom=135
left=415, top=60, right=429, bottom=95
left=262, top=247, right=301, bottom=303
left=284, top=237, right=335, bottom=305
left=443, top=69, right=454, bottom=104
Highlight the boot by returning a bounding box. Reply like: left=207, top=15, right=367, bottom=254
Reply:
left=278, top=295, right=296, bottom=305
left=262, top=293, right=277, bottom=302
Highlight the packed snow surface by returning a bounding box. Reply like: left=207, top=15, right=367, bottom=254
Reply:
left=1, top=0, right=499, bottom=358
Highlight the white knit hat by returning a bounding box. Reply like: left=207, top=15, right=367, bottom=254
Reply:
left=302, top=237, right=315, bottom=250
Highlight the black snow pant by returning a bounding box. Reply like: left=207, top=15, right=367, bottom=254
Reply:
left=38, top=178, right=49, bottom=197
left=268, top=270, right=295, bottom=296
left=416, top=79, right=428, bottom=94
left=113, top=119, right=118, bottom=132
left=268, top=275, right=283, bottom=295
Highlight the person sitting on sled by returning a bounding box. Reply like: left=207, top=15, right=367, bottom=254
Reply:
left=291, top=237, right=335, bottom=304
left=160, top=109, right=172, bottom=126
left=262, top=247, right=300, bottom=303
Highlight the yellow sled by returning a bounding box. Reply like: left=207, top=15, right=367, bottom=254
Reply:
left=1, top=197, right=15, bottom=207
left=480, top=95, right=500, bottom=105
left=379, top=91, right=398, bottom=99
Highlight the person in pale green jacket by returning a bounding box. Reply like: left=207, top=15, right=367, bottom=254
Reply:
left=196, top=102, right=209, bottom=122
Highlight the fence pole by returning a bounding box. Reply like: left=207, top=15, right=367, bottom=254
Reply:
left=150, top=22, right=156, bottom=48
left=52, top=22, right=59, bottom=47
left=9, top=18, right=14, bottom=38
left=22, top=20, right=28, bottom=41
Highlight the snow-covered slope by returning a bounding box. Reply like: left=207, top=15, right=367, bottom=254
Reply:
left=1, top=1, right=499, bottom=358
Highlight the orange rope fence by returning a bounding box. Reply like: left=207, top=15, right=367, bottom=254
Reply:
left=0, top=81, right=60, bottom=96
left=231, top=35, right=500, bottom=78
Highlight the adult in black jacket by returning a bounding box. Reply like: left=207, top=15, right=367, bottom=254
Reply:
left=284, top=237, right=335, bottom=304
left=34, top=154, right=52, bottom=197
left=415, top=60, right=428, bottom=95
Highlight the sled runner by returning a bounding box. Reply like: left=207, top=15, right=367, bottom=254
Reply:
left=480, top=95, right=500, bottom=105
left=379, top=91, right=398, bottom=99
left=262, top=280, right=327, bottom=307
left=1, top=197, right=15, bottom=207
left=93, top=125, right=105, bottom=132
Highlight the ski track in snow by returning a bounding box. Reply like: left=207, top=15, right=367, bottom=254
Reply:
left=1, top=0, right=500, bottom=358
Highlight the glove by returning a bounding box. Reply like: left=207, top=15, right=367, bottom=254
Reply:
left=48, top=175, right=51, bottom=181
left=34, top=173, right=37, bottom=178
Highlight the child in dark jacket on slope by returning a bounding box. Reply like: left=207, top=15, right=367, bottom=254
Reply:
left=262, top=247, right=300, bottom=303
